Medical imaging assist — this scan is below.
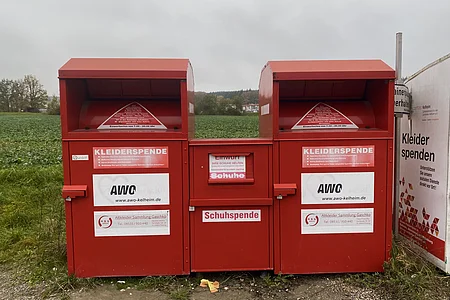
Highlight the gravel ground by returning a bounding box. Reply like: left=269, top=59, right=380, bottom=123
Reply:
left=0, top=267, right=391, bottom=300
left=0, top=267, right=46, bottom=300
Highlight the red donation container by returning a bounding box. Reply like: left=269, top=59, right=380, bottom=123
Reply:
left=59, top=58, right=194, bottom=277
left=259, top=60, right=395, bottom=274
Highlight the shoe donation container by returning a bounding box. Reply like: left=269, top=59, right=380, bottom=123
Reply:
left=59, top=58, right=194, bottom=277
left=189, top=139, right=273, bottom=272
left=259, top=60, right=396, bottom=274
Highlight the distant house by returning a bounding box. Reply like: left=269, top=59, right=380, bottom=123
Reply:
left=243, top=104, right=259, bottom=113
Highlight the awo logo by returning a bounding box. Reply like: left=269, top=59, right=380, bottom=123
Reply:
left=317, top=183, right=342, bottom=193
left=110, top=185, right=136, bottom=195
left=305, top=213, right=319, bottom=226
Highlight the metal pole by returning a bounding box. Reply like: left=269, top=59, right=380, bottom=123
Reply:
left=393, top=32, right=403, bottom=236
left=396, top=32, right=403, bottom=81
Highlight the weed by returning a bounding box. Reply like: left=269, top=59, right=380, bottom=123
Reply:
left=349, top=238, right=450, bottom=300
left=262, top=273, right=294, bottom=287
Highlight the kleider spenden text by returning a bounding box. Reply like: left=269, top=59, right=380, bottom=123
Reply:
left=401, top=133, right=435, bottom=162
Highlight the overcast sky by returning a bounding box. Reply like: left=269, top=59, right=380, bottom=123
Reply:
left=1, top=0, right=449, bottom=94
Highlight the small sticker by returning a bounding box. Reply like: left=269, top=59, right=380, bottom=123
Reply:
left=292, top=102, right=358, bottom=129
left=93, top=173, right=169, bottom=206
left=303, top=146, right=375, bottom=168
left=189, top=102, right=195, bottom=114
left=98, top=102, right=167, bottom=129
left=72, top=154, right=89, bottom=161
left=94, top=210, right=170, bottom=237
left=209, top=155, right=246, bottom=180
left=93, top=147, right=168, bottom=169
left=301, top=208, right=374, bottom=234
left=202, top=210, right=261, bottom=222
left=261, top=104, right=270, bottom=115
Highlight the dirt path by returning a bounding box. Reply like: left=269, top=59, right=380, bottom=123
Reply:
left=0, top=266, right=392, bottom=300
left=68, top=276, right=388, bottom=300
left=0, top=267, right=47, bottom=300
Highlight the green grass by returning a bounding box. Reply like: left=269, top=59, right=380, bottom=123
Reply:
left=195, top=115, right=258, bottom=138
left=0, top=113, right=62, bottom=168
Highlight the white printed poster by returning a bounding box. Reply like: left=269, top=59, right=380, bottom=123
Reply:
left=398, top=54, right=450, bottom=269
left=301, top=172, right=374, bottom=204
left=301, top=208, right=374, bottom=234
left=93, top=173, right=169, bottom=206
left=94, top=210, right=170, bottom=237
left=209, top=155, right=246, bottom=180
left=202, top=210, right=261, bottom=222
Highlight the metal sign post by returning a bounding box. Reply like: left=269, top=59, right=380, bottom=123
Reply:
left=394, top=32, right=411, bottom=236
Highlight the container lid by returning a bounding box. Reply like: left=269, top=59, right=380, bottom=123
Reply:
left=266, top=59, right=395, bottom=80
left=59, top=58, right=190, bottom=79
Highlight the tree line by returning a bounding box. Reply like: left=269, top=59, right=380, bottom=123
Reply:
left=195, top=89, right=258, bottom=115
left=0, top=75, right=59, bottom=114
left=1, top=76, right=258, bottom=116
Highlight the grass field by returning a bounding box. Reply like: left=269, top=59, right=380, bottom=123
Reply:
left=0, top=113, right=449, bottom=300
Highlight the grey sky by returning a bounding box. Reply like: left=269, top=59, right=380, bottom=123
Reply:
left=1, top=0, right=449, bottom=94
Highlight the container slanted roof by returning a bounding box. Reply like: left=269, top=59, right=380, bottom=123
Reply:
left=267, top=59, right=395, bottom=80
left=59, top=58, right=190, bottom=79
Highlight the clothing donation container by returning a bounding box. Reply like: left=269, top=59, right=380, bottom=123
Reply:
left=259, top=59, right=395, bottom=274
left=59, top=58, right=194, bottom=277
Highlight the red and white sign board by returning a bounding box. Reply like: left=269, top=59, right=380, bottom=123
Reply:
left=209, top=155, right=246, bottom=180
left=94, top=210, right=170, bottom=237
left=93, top=147, right=169, bottom=169
left=202, top=210, right=261, bottom=222
left=292, top=102, right=358, bottom=129
left=302, top=146, right=375, bottom=168
left=93, top=173, right=170, bottom=206
left=398, top=54, right=450, bottom=272
left=97, top=102, right=167, bottom=129
left=301, top=208, right=374, bottom=234
left=301, top=172, right=374, bottom=204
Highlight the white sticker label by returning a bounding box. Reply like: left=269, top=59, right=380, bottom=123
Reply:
left=98, top=102, right=167, bottom=129
left=292, top=102, right=358, bottom=129
left=209, top=155, right=246, bottom=180
left=94, top=210, right=170, bottom=237
left=72, top=154, right=89, bottom=161
left=301, top=172, right=374, bottom=204
left=301, top=208, right=374, bottom=234
left=189, top=102, right=195, bottom=114
left=261, top=104, right=269, bottom=115
left=93, top=173, right=169, bottom=206
left=202, top=210, right=261, bottom=222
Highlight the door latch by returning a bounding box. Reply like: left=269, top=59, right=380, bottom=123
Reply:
left=62, top=185, right=88, bottom=201
left=274, top=183, right=297, bottom=200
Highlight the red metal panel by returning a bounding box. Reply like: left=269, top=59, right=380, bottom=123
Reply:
left=62, top=141, right=74, bottom=275
left=277, top=140, right=389, bottom=274
left=273, top=142, right=281, bottom=274
left=69, top=141, right=185, bottom=277
left=191, top=206, right=271, bottom=272
left=258, top=65, right=274, bottom=138
left=182, top=141, right=190, bottom=274
left=385, top=139, right=394, bottom=261
left=187, top=63, right=195, bottom=140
